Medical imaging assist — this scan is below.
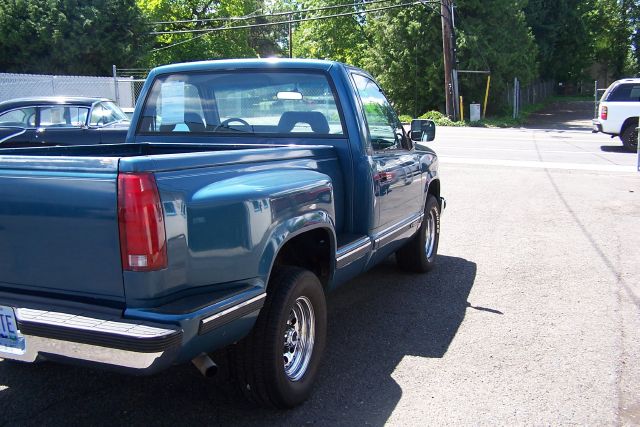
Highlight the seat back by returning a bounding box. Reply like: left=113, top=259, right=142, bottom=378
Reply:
left=277, top=111, right=330, bottom=134
left=184, top=112, right=205, bottom=132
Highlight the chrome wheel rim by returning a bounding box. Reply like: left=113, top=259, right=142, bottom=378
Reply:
left=283, top=296, right=315, bottom=381
left=424, top=209, right=436, bottom=259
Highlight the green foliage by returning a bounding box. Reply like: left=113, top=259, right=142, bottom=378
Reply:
left=0, top=0, right=150, bottom=75
left=398, top=114, right=412, bottom=123
left=1, top=0, right=637, bottom=113
left=584, top=0, right=629, bottom=79
left=455, top=0, right=538, bottom=114
left=526, top=0, right=635, bottom=82
left=138, top=0, right=260, bottom=67
left=419, top=110, right=465, bottom=126
left=361, top=5, right=443, bottom=117
left=525, top=0, right=592, bottom=81
left=626, top=0, right=640, bottom=74
left=292, top=0, right=367, bottom=65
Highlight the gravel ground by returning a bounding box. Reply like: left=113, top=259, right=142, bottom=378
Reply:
left=1, top=102, right=639, bottom=426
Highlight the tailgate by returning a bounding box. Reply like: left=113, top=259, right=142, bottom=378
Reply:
left=0, top=156, right=125, bottom=302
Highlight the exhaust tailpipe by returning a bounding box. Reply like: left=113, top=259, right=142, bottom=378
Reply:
left=192, top=353, right=218, bottom=377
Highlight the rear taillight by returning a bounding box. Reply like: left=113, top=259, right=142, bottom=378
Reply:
left=118, top=172, right=167, bottom=271
left=600, top=106, right=608, bottom=120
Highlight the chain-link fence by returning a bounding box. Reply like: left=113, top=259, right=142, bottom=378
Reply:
left=0, top=73, right=137, bottom=107
left=112, top=77, right=146, bottom=108
left=505, top=79, right=555, bottom=118
left=113, top=67, right=149, bottom=109
left=0, top=66, right=151, bottom=109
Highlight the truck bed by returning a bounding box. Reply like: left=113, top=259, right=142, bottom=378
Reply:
left=0, top=142, right=342, bottom=306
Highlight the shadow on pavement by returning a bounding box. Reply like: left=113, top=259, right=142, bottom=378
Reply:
left=0, top=255, right=476, bottom=426
left=600, top=145, right=633, bottom=153
left=522, top=100, right=593, bottom=131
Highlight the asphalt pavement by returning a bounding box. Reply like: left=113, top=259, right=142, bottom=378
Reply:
left=1, top=100, right=639, bottom=426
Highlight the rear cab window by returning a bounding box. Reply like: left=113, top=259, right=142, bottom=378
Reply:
left=137, top=71, right=345, bottom=137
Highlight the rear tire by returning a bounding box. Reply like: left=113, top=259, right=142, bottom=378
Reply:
left=396, top=194, right=441, bottom=273
left=230, top=266, right=327, bottom=408
left=621, top=124, right=638, bottom=152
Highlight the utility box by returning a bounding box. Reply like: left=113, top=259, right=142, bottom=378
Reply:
left=470, top=103, right=481, bottom=122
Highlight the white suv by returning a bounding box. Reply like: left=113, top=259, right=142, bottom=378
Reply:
left=592, top=78, right=639, bottom=151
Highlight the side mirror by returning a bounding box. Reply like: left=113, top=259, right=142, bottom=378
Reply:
left=410, top=119, right=436, bottom=143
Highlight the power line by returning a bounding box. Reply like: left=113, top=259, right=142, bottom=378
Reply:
left=150, top=8, right=263, bottom=26
left=150, top=1, right=429, bottom=52
left=151, top=0, right=435, bottom=37
left=149, top=0, right=405, bottom=27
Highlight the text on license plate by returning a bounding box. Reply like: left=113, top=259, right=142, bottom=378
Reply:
left=0, top=305, right=26, bottom=353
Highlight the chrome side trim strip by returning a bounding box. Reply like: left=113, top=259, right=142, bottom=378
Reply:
left=0, top=129, right=26, bottom=144
left=373, top=213, right=423, bottom=249
left=336, top=238, right=372, bottom=269
left=199, top=294, right=266, bottom=334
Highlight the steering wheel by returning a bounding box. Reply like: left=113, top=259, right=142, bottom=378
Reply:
left=213, top=117, right=251, bottom=132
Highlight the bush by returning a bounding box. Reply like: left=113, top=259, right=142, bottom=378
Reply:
left=419, top=111, right=465, bottom=127
left=398, top=114, right=412, bottom=123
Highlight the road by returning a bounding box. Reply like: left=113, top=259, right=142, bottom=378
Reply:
left=1, top=101, right=639, bottom=426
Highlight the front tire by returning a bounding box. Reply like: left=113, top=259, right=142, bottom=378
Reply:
left=621, top=124, right=638, bottom=152
left=231, top=267, right=327, bottom=408
left=396, top=194, right=441, bottom=273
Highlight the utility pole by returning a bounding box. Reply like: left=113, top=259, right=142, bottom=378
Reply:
left=440, top=0, right=456, bottom=120
left=288, top=13, right=293, bottom=58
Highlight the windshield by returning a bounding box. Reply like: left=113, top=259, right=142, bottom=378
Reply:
left=137, top=71, right=345, bottom=136
left=90, top=101, right=129, bottom=126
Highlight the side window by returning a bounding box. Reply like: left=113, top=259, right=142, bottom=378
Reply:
left=90, top=103, right=123, bottom=126
left=39, top=106, right=88, bottom=128
left=0, top=108, right=36, bottom=128
left=607, top=84, right=640, bottom=102
left=351, top=73, right=409, bottom=151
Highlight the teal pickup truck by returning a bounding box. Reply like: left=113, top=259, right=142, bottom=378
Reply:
left=0, top=59, right=444, bottom=408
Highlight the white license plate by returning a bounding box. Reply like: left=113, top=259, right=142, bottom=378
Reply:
left=0, top=305, right=25, bottom=354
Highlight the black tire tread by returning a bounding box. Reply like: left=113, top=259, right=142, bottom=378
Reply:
left=621, top=124, right=638, bottom=152
left=396, top=194, right=440, bottom=273
left=229, top=267, right=324, bottom=408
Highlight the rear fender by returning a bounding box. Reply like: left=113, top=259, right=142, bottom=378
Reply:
left=257, top=174, right=337, bottom=288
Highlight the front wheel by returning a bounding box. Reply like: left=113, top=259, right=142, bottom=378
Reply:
left=231, top=266, right=327, bottom=408
left=621, top=124, right=638, bottom=152
left=396, top=194, right=441, bottom=273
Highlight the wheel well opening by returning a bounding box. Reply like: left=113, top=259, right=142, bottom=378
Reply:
left=272, top=229, right=332, bottom=288
left=622, top=117, right=639, bottom=133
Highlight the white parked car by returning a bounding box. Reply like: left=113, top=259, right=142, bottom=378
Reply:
left=592, top=78, right=639, bottom=151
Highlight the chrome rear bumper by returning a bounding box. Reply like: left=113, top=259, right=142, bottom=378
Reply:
left=1, top=307, right=182, bottom=373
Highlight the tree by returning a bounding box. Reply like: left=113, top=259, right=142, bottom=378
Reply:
left=292, top=0, right=368, bottom=66
left=0, top=0, right=150, bottom=75
left=454, top=0, right=538, bottom=113
left=139, top=0, right=259, bottom=67
left=525, top=0, right=591, bottom=82
left=360, top=0, right=537, bottom=116
left=584, top=0, right=629, bottom=82
left=247, top=2, right=286, bottom=57
left=361, top=5, right=443, bottom=116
